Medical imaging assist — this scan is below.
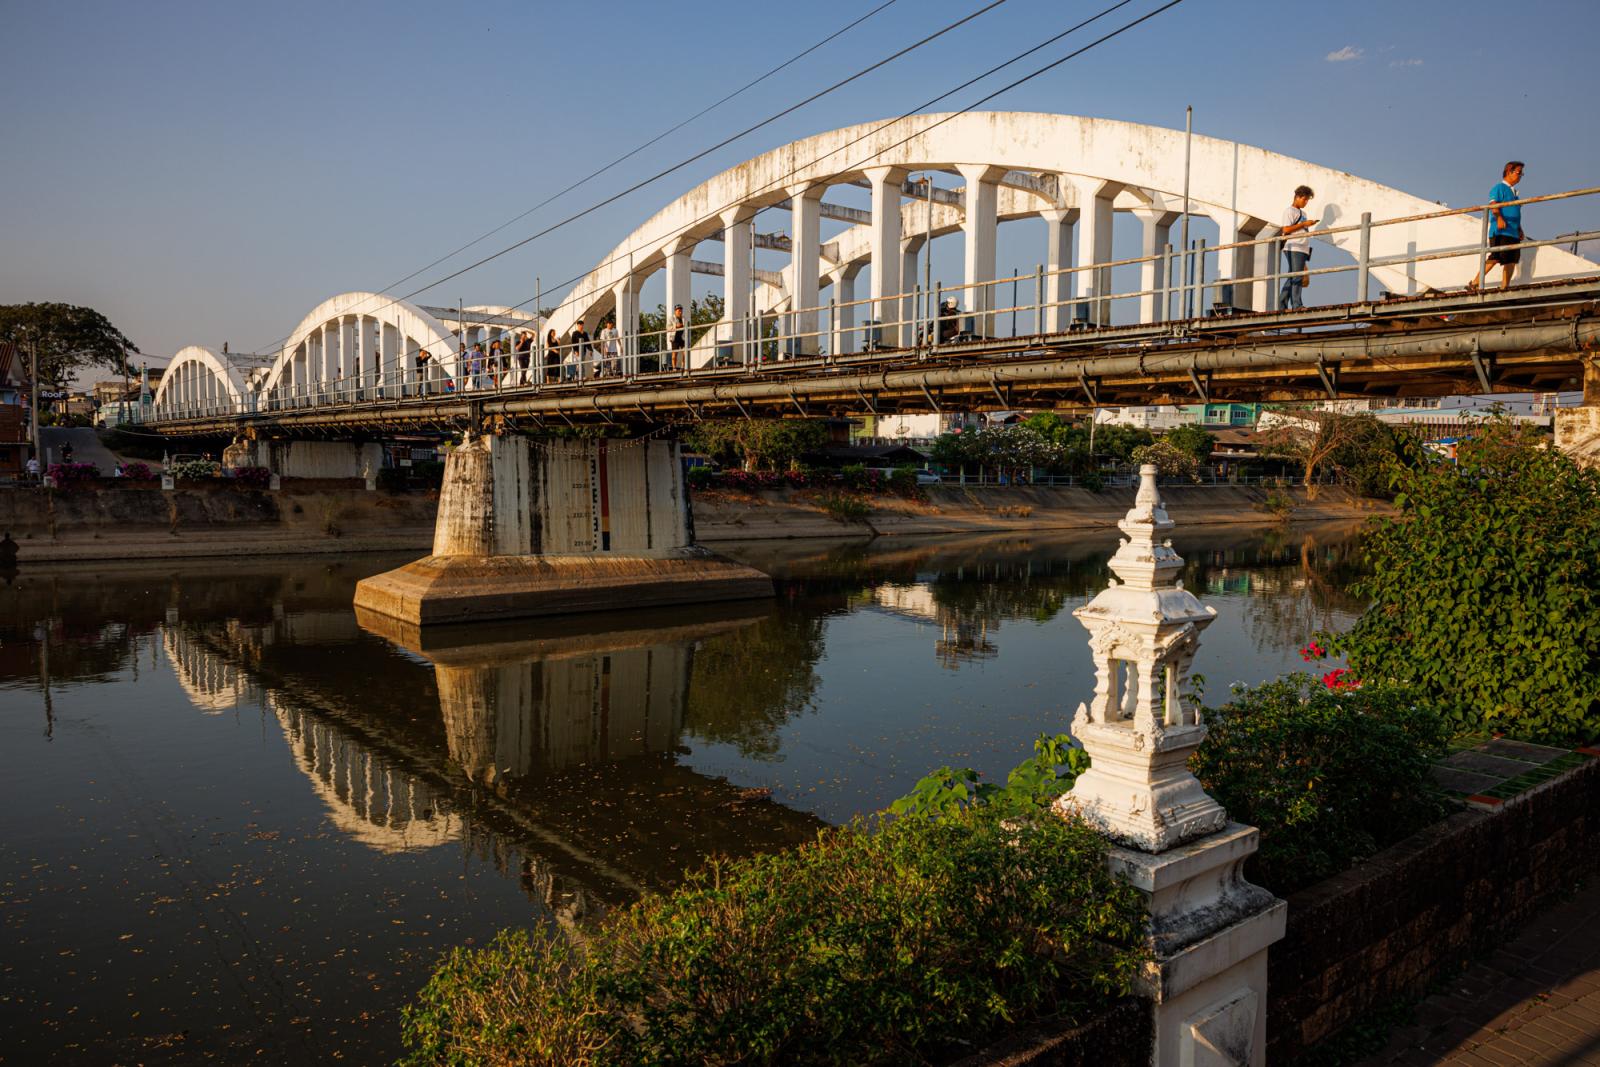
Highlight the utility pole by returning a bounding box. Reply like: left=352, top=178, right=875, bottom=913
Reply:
left=1180, top=105, right=1193, bottom=319
left=25, top=332, right=43, bottom=473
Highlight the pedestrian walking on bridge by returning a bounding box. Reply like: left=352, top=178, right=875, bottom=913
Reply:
left=1277, top=186, right=1318, bottom=311
left=1467, top=161, right=1526, bottom=293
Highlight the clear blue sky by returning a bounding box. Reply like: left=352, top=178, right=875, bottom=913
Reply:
left=4, top=0, right=1597, bottom=375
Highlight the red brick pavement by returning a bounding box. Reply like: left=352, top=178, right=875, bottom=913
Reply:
left=1357, top=877, right=1600, bottom=1065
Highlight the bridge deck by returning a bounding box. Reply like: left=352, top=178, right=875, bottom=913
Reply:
left=149, top=277, right=1600, bottom=436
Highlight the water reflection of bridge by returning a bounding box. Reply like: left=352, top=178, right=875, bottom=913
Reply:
left=157, top=602, right=823, bottom=910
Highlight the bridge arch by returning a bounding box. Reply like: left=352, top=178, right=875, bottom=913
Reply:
left=151, top=345, right=248, bottom=419
left=259, top=291, right=462, bottom=409
left=546, top=111, right=1594, bottom=353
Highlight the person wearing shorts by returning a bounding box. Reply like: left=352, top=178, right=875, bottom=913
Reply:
left=1468, top=161, right=1525, bottom=292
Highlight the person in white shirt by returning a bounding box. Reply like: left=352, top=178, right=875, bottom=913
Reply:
left=1277, top=185, right=1319, bottom=311
left=599, top=318, right=621, bottom=377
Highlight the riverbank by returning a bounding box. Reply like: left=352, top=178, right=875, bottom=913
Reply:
left=693, top=483, right=1388, bottom=542
left=0, top=482, right=1387, bottom=562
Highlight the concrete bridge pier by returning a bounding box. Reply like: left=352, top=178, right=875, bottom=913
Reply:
left=1555, top=357, right=1600, bottom=466
left=353, top=435, right=772, bottom=626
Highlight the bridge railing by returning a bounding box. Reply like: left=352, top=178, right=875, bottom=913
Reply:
left=151, top=185, right=1600, bottom=423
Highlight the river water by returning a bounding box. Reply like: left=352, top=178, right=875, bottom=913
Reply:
left=0, top=522, right=1365, bottom=1064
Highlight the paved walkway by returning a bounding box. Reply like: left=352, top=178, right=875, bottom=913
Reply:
left=1358, top=877, right=1600, bottom=1065
left=38, top=426, right=121, bottom=474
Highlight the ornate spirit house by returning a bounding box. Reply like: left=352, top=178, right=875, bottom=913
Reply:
left=1055, top=463, right=1224, bottom=850
left=1058, top=465, right=1286, bottom=1067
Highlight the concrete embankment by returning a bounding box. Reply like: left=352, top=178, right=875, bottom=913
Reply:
left=0, top=481, right=1386, bottom=562
left=691, top=483, right=1389, bottom=542
left=0, top=484, right=438, bottom=562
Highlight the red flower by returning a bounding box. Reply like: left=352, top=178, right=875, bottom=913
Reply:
left=1299, top=641, right=1327, bottom=662
left=1321, top=668, right=1360, bottom=691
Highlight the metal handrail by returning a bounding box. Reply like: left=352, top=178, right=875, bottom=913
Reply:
left=149, top=185, right=1599, bottom=422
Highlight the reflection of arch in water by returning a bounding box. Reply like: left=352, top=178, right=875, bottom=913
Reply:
left=270, top=693, right=462, bottom=854
left=162, top=625, right=261, bottom=713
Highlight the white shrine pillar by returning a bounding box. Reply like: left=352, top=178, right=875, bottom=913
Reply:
left=1070, top=176, right=1122, bottom=326
left=788, top=182, right=824, bottom=355
left=865, top=165, right=906, bottom=347
left=957, top=163, right=1007, bottom=338
left=1058, top=465, right=1286, bottom=1067
left=721, top=206, right=755, bottom=365
left=1134, top=206, right=1179, bottom=324
left=1041, top=207, right=1078, bottom=333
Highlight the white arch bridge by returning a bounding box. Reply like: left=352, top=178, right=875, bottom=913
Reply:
left=148, top=112, right=1600, bottom=434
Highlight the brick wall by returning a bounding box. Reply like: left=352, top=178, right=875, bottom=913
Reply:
left=1268, top=755, right=1600, bottom=1061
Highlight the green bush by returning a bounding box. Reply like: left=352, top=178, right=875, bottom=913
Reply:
left=1335, top=424, right=1600, bottom=742
left=890, top=732, right=1088, bottom=820
left=888, top=464, right=918, bottom=494
left=817, top=491, right=870, bottom=524
left=838, top=462, right=867, bottom=489
left=898, top=684, right=1448, bottom=898
left=1258, top=486, right=1295, bottom=520
left=1190, top=676, right=1449, bottom=894
left=686, top=465, right=714, bottom=490
left=1078, top=470, right=1104, bottom=493
left=402, top=811, right=1146, bottom=1066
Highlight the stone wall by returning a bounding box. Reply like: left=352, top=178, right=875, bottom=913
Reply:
left=1268, top=755, right=1600, bottom=1061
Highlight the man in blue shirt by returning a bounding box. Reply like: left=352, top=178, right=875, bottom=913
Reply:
left=1467, top=161, right=1525, bottom=292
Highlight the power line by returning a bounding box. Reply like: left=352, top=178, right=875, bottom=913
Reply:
left=452, top=0, right=1184, bottom=340
left=374, top=0, right=902, bottom=299
left=245, top=0, right=1010, bottom=358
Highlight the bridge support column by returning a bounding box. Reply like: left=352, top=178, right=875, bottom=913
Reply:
left=900, top=237, right=922, bottom=343
left=829, top=264, right=861, bottom=355
left=788, top=182, right=824, bottom=356
left=957, top=164, right=1007, bottom=339
left=1134, top=207, right=1179, bottom=323
left=1041, top=207, right=1077, bottom=334
left=1070, top=177, right=1122, bottom=326
left=664, top=239, right=692, bottom=363
left=721, top=206, right=756, bottom=365
left=353, top=435, right=773, bottom=626
left=1251, top=228, right=1280, bottom=312
left=1555, top=358, right=1600, bottom=468
left=866, top=165, right=907, bottom=348
left=611, top=275, right=639, bottom=374
left=1208, top=209, right=1263, bottom=315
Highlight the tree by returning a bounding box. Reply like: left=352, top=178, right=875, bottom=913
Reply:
left=1089, top=424, right=1154, bottom=463
left=682, top=418, right=829, bottom=471
left=0, top=303, right=140, bottom=383
left=1162, top=424, right=1215, bottom=464
left=637, top=295, right=724, bottom=354
left=1257, top=410, right=1385, bottom=498
left=1334, top=423, right=1600, bottom=742
left=1130, top=440, right=1199, bottom=481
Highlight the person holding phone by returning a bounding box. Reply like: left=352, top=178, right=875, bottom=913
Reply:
left=1278, top=185, right=1319, bottom=311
